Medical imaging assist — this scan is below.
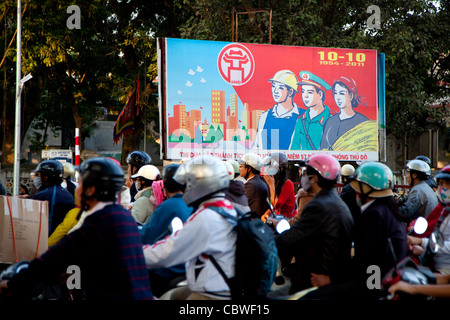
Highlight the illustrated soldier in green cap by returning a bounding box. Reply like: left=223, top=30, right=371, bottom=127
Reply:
left=289, top=71, right=332, bottom=150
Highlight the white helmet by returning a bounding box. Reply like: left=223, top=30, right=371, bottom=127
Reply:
left=238, top=153, right=262, bottom=171
left=405, top=159, right=431, bottom=176
left=223, top=161, right=235, bottom=181
left=174, top=155, right=229, bottom=206
left=131, top=164, right=161, bottom=181
left=63, top=162, right=76, bottom=179
left=341, top=164, right=355, bottom=177
left=226, top=159, right=240, bottom=176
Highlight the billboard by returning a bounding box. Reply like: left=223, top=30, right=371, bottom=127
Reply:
left=158, top=38, right=383, bottom=162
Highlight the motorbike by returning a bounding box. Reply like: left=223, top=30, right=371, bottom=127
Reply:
left=381, top=217, right=444, bottom=300
left=0, top=261, right=31, bottom=299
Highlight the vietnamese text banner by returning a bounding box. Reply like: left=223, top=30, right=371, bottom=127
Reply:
left=162, top=38, right=379, bottom=161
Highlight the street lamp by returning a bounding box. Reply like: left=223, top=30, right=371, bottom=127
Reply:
left=13, top=72, right=32, bottom=197
left=13, top=0, right=33, bottom=196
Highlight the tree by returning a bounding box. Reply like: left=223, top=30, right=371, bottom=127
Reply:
left=0, top=0, right=187, bottom=166
left=177, top=0, right=450, bottom=165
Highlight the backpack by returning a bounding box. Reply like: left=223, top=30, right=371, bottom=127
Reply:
left=207, top=206, right=278, bottom=300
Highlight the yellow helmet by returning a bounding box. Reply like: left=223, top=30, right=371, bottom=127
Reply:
left=268, top=70, right=299, bottom=93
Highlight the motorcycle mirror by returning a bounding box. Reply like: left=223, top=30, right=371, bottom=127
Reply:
left=413, top=217, right=428, bottom=235
left=430, top=229, right=445, bottom=254
left=276, top=219, right=290, bottom=234
left=170, top=217, right=183, bottom=234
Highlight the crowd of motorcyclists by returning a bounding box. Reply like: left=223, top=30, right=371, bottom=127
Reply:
left=1, top=151, right=450, bottom=300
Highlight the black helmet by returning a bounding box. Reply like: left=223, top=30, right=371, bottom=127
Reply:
left=35, top=160, right=64, bottom=185
left=415, top=155, right=431, bottom=167
left=78, top=157, right=124, bottom=202
left=162, top=163, right=185, bottom=193
left=126, top=151, right=152, bottom=169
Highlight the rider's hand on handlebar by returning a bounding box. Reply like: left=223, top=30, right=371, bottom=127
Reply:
left=0, top=280, right=9, bottom=296
left=310, top=273, right=331, bottom=287
left=388, top=280, right=416, bottom=296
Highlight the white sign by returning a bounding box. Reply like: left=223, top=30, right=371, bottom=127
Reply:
left=41, top=149, right=73, bottom=160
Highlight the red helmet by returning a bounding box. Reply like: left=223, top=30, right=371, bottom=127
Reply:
left=305, top=153, right=340, bottom=181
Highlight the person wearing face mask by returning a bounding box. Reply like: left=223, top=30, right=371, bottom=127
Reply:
left=398, top=159, right=438, bottom=224
left=0, top=157, right=153, bottom=300
left=408, top=165, right=450, bottom=274
left=267, top=163, right=315, bottom=228
left=260, top=153, right=295, bottom=221
left=30, top=160, right=75, bottom=235
left=129, top=164, right=161, bottom=224
left=271, top=153, right=354, bottom=296
left=339, top=163, right=360, bottom=221
left=126, top=150, right=152, bottom=202
left=302, top=161, right=407, bottom=300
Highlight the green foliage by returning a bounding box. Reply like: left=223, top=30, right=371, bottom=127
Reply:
left=1, top=0, right=449, bottom=165
left=0, top=0, right=186, bottom=164
left=177, top=0, right=450, bottom=141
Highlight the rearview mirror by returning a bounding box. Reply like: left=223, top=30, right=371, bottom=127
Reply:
left=413, top=217, right=428, bottom=235
left=276, top=219, right=290, bottom=234
left=170, top=217, right=183, bottom=234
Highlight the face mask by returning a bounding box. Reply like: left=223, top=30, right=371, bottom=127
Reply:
left=33, top=176, right=42, bottom=190
left=436, top=186, right=450, bottom=204
left=300, top=175, right=312, bottom=191
left=135, top=181, right=142, bottom=191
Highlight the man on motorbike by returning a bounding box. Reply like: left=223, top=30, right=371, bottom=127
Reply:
left=408, top=165, right=450, bottom=274
left=238, top=153, right=270, bottom=218
left=31, top=160, right=75, bottom=235
left=143, top=155, right=237, bottom=300
left=398, top=159, right=438, bottom=223
left=126, top=150, right=152, bottom=202
left=140, top=163, right=193, bottom=297
left=0, top=157, right=153, bottom=300
left=273, top=153, right=354, bottom=295
left=303, top=161, right=408, bottom=300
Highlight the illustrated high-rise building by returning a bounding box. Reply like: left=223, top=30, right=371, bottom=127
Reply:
left=211, top=90, right=225, bottom=124
left=186, top=109, right=202, bottom=138
left=230, top=93, right=238, bottom=117
left=168, top=104, right=186, bottom=135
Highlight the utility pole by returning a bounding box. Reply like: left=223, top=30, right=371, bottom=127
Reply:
left=13, top=0, right=22, bottom=197
left=13, top=0, right=32, bottom=196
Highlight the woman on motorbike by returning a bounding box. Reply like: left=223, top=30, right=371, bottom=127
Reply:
left=261, top=152, right=296, bottom=220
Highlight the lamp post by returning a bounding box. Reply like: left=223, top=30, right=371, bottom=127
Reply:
left=13, top=0, right=32, bottom=196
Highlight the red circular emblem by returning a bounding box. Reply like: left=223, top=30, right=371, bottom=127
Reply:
left=217, top=43, right=255, bottom=86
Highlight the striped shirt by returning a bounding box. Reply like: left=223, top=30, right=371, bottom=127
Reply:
left=8, top=203, right=153, bottom=300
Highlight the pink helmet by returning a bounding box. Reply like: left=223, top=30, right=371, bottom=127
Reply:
left=305, top=153, right=340, bottom=181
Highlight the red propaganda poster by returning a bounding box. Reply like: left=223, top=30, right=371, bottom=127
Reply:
left=158, top=38, right=384, bottom=162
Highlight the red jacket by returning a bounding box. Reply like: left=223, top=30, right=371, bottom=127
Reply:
left=409, top=202, right=446, bottom=238
left=274, top=179, right=296, bottom=219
